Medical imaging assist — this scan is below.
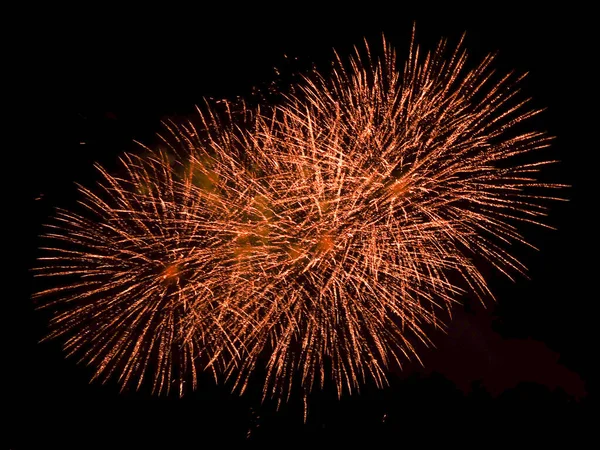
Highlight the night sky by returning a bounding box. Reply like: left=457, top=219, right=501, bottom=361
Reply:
left=14, top=5, right=594, bottom=447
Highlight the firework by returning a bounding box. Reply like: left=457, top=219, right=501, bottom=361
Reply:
left=34, top=31, right=561, bottom=410
left=216, top=35, right=562, bottom=405
left=33, top=112, right=261, bottom=395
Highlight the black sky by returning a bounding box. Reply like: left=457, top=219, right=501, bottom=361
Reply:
left=13, top=5, right=595, bottom=447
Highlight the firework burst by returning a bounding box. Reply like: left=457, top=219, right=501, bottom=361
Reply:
left=216, top=35, right=562, bottom=405
left=34, top=31, right=562, bottom=411
left=33, top=114, right=261, bottom=395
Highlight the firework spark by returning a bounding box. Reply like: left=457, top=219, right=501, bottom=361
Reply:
left=34, top=31, right=561, bottom=411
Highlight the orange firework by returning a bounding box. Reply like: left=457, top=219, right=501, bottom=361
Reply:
left=33, top=115, right=259, bottom=395
left=34, top=32, right=562, bottom=413
left=214, top=36, right=564, bottom=408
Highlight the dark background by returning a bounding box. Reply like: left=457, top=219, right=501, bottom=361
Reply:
left=13, top=4, right=594, bottom=447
